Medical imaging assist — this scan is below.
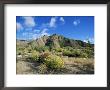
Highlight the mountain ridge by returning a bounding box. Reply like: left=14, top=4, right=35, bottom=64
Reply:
left=17, top=34, right=94, bottom=49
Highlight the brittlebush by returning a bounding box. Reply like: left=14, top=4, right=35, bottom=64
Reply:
left=44, top=55, right=64, bottom=69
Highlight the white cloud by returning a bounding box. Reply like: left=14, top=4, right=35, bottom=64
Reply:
left=49, top=17, right=57, bottom=28
left=83, top=38, right=94, bottom=43
left=32, top=28, right=49, bottom=40
left=23, top=16, right=36, bottom=28
left=32, top=34, right=40, bottom=40
left=21, top=28, right=50, bottom=40
left=22, top=32, right=40, bottom=40
left=40, top=17, right=58, bottom=29
left=16, top=22, right=23, bottom=30
left=41, top=28, right=48, bottom=33
left=88, top=38, right=94, bottom=43
left=41, top=32, right=49, bottom=36
left=41, top=28, right=50, bottom=36
left=73, top=20, right=80, bottom=26
left=83, top=40, right=88, bottom=43
left=60, top=17, right=65, bottom=23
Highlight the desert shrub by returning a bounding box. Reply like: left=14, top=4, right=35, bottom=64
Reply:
left=38, top=52, right=51, bottom=63
left=55, top=48, right=63, bottom=52
left=31, top=55, right=39, bottom=62
left=63, top=46, right=73, bottom=51
left=38, top=53, right=64, bottom=69
left=34, top=46, right=49, bottom=52
left=80, top=53, right=88, bottom=58
left=63, top=49, right=91, bottom=58
left=59, top=41, right=65, bottom=47
left=56, top=52, right=63, bottom=57
left=26, top=45, right=32, bottom=53
left=63, top=50, right=73, bottom=57
left=27, top=48, right=32, bottom=53
left=21, top=48, right=29, bottom=56
left=17, top=47, right=25, bottom=51
left=37, top=64, right=47, bottom=74
left=28, top=50, right=39, bottom=62
left=72, top=50, right=81, bottom=57
left=63, top=50, right=81, bottom=57
left=44, top=55, right=64, bottom=69
left=82, top=48, right=94, bottom=58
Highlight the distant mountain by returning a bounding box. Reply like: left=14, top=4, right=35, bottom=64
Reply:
left=17, top=34, right=94, bottom=49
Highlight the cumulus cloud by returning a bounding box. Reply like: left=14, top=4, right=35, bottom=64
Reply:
left=49, top=17, right=57, bottom=28
left=73, top=20, right=80, bottom=26
left=32, top=34, right=40, bottom=40
left=83, top=38, right=94, bottom=43
left=22, top=28, right=50, bottom=40
left=60, top=17, right=65, bottom=24
left=40, top=17, right=58, bottom=29
left=16, top=22, right=23, bottom=30
left=22, top=32, right=41, bottom=40
left=23, top=16, right=36, bottom=28
left=32, top=29, right=49, bottom=40
left=41, top=28, right=50, bottom=36
left=83, top=40, right=88, bottom=43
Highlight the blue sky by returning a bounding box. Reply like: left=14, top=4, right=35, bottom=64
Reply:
left=16, top=16, right=94, bottom=44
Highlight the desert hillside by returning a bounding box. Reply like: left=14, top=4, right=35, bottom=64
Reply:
left=16, top=34, right=94, bottom=74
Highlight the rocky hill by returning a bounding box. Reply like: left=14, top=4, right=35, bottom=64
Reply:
left=17, top=34, right=93, bottom=49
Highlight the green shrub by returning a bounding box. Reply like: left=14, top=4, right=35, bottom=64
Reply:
left=80, top=53, right=88, bottom=58
left=31, top=55, right=39, bottom=61
left=29, top=50, right=39, bottom=62
left=55, top=48, right=63, bottom=52
left=82, top=48, right=94, bottom=58
left=63, top=49, right=89, bottom=58
left=39, top=52, right=51, bottom=63
left=72, top=50, right=81, bottom=57
left=63, top=50, right=72, bottom=56
left=63, top=50, right=76, bottom=57
left=37, top=64, right=47, bottom=74
left=44, top=55, right=64, bottom=69
left=23, top=48, right=28, bottom=54
left=34, top=46, right=49, bottom=52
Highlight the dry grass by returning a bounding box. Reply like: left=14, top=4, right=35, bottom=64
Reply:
left=62, top=57, right=94, bottom=74
left=16, top=57, right=94, bottom=74
left=63, top=57, right=94, bottom=65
